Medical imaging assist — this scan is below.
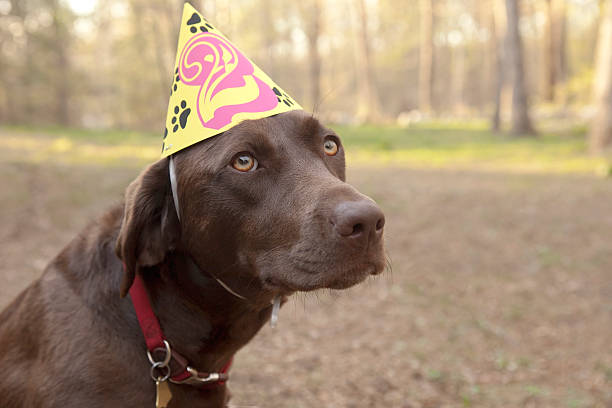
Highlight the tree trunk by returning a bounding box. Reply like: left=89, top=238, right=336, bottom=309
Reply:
left=554, top=0, right=568, bottom=106
left=146, top=2, right=172, bottom=108
left=451, top=45, right=465, bottom=115
left=51, top=0, right=69, bottom=125
left=542, top=0, right=567, bottom=104
left=505, top=0, right=535, bottom=135
left=299, top=0, right=322, bottom=110
left=261, top=0, right=276, bottom=79
left=418, top=0, right=434, bottom=114
left=491, top=0, right=506, bottom=132
left=589, top=0, right=612, bottom=153
left=355, top=0, right=380, bottom=122
left=51, top=0, right=71, bottom=126
left=542, top=0, right=555, bottom=102
left=0, top=18, right=5, bottom=123
left=10, top=0, right=31, bottom=123
left=163, top=0, right=182, bottom=56
left=478, top=0, right=494, bottom=110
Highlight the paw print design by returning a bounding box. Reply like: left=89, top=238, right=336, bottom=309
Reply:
left=171, top=100, right=191, bottom=133
left=170, top=67, right=180, bottom=96
left=273, top=87, right=295, bottom=107
left=161, top=127, right=168, bottom=152
left=186, top=12, right=214, bottom=33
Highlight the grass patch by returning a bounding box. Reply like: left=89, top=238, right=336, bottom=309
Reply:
left=3, top=124, right=160, bottom=145
left=2, top=121, right=610, bottom=174
left=332, top=121, right=611, bottom=174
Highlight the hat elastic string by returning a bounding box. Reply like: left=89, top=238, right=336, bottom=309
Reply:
left=169, top=156, right=181, bottom=221
left=168, top=156, right=247, bottom=301
left=167, top=156, right=286, bottom=326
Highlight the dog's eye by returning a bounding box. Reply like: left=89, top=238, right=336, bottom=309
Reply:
left=232, top=153, right=257, bottom=172
left=324, top=139, right=338, bottom=156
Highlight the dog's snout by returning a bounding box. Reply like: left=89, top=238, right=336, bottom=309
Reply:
left=331, top=200, right=385, bottom=245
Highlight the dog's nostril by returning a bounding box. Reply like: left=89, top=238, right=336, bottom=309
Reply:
left=351, top=223, right=364, bottom=236
left=331, top=199, right=385, bottom=243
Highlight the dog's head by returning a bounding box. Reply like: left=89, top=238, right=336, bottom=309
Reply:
left=116, top=111, right=385, bottom=297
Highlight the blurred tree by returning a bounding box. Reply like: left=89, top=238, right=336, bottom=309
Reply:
left=0, top=0, right=76, bottom=125
left=260, top=0, right=277, bottom=79
left=419, top=0, right=434, bottom=113
left=505, top=0, right=535, bottom=135
left=543, top=0, right=556, bottom=102
left=554, top=0, right=567, bottom=105
left=0, top=0, right=605, bottom=129
left=6, top=0, right=31, bottom=123
left=165, top=0, right=181, bottom=51
left=589, top=0, right=612, bottom=152
left=298, top=0, right=322, bottom=110
left=355, top=0, right=380, bottom=122
left=375, top=0, right=419, bottom=114
left=492, top=0, right=507, bottom=132
left=143, top=0, right=176, bottom=100
left=0, top=3, right=8, bottom=122
left=542, top=0, right=567, bottom=103
left=50, top=0, right=72, bottom=125
left=477, top=0, right=496, bottom=110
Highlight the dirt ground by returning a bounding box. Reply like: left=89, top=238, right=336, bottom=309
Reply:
left=0, top=157, right=610, bottom=407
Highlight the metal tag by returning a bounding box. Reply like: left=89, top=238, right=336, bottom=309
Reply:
left=270, top=295, right=281, bottom=328
left=155, top=380, right=172, bottom=408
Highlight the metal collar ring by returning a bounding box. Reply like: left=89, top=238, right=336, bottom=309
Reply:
left=150, top=361, right=171, bottom=382
left=147, top=339, right=172, bottom=367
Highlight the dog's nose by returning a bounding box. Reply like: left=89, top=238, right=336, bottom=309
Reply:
left=330, top=200, right=385, bottom=246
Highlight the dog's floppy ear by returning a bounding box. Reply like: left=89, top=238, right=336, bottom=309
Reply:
left=115, top=158, right=180, bottom=297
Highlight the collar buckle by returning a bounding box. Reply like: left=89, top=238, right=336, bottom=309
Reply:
left=147, top=340, right=172, bottom=382
left=170, top=366, right=228, bottom=386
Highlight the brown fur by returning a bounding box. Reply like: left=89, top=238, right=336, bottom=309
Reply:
left=0, top=111, right=385, bottom=407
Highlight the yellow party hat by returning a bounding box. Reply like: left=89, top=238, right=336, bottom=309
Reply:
left=161, top=2, right=302, bottom=157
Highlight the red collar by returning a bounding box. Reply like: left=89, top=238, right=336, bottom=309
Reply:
left=128, top=271, right=232, bottom=387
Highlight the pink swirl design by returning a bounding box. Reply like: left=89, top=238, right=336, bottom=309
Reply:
left=178, top=32, right=278, bottom=130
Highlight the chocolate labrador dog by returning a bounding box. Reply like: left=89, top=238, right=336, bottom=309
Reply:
left=0, top=110, right=385, bottom=407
